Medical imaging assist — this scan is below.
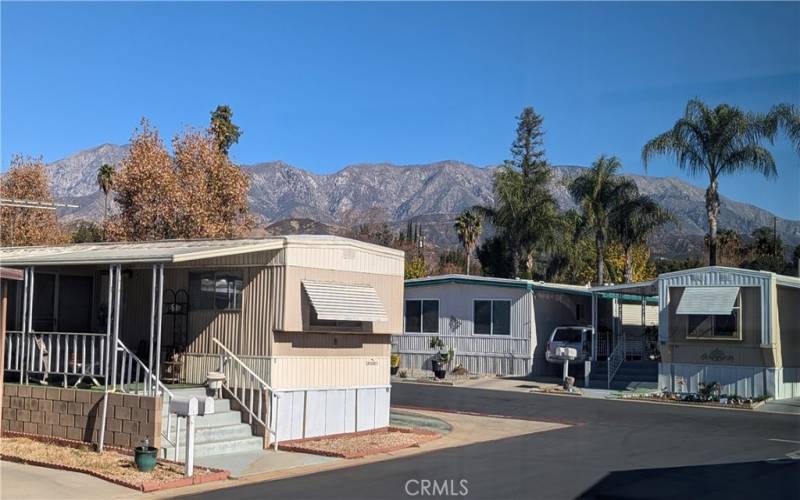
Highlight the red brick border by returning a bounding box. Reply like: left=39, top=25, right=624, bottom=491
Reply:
left=278, top=426, right=441, bottom=459
left=0, top=431, right=229, bottom=492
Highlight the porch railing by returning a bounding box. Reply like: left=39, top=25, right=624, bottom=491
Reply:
left=212, top=338, right=279, bottom=450
left=4, top=330, right=107, bottom=387
left=607, top=332, right=625, bottom=389
left=114, top=339, right=177, bottom=452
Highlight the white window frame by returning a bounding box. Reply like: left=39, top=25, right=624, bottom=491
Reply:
left=472, top=299, right=512, bottom=336
left=685, top=291, right=743, bottom=341
left=403, top=298, right=440, bottom=334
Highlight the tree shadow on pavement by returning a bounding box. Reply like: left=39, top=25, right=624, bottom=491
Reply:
left=579, top=459, right=800, bottom=499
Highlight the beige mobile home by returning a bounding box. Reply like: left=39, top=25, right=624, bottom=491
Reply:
left=657, top=266, right=800, bottom=400
left=1, top=236, right=403, bottom=455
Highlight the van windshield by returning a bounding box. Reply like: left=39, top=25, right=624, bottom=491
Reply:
left=553, top=328, right=584, bottom=343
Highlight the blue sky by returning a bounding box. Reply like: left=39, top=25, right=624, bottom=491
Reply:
left=2, top=2, right=799, bottom=218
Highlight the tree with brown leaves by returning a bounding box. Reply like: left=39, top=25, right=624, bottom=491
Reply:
left=0, top=156, right=66, bottom=246
left=105, top=119, right=252, bottom=241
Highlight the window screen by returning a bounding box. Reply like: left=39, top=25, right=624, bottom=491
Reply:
left=474, top=300, right=492, bottom=335
left=405, top=300, right=422, bottom=333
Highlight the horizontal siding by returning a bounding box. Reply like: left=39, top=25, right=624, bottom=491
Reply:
left=270, top=356, right=390, bottom=390
left=284, top=244, right=404, bottom=276
left=273, top=332, right=390, bottom=357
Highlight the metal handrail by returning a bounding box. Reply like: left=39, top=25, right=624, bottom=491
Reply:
left=114, top=339, right=176, bottom=450
left=211, top=338, right=275, bottom=392
left=212, top=338, right=279, bottom=450
left=607, top=333, right=625, bottom=389
left=15, top=330, right=108, bottom=337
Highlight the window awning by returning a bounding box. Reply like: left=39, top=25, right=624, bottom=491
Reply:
left=675, top=287, right=740, bottom=315
left=302, top=280, right=388, bottom=322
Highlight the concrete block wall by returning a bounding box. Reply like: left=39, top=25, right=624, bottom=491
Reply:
left=1, top=385, right=162, bottom=449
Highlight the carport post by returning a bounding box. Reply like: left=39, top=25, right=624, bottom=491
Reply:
left=111, top=265, right=122, bottom=390
left=590, top=292, right=598, bottom=361
left=154, top=263, right=164, bottom=394
left=148, top=265, right=157, bottom=396
left=20, top=267, right=30, bottom=384
left=104, top=265, right=114, bottom=387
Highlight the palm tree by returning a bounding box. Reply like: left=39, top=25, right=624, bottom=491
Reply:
left=96, top=163, right=115, bottom=220
left=768, top=103, right=800, bottom=155
left=569, top=155, right=636, bottom=285
left=642, top=99, right=776, bottom=266
left=454, top=209, right=482, bottom=275
left=611, top=192, right=671, bottom=283
left=705, top=228, right=742, bottom=266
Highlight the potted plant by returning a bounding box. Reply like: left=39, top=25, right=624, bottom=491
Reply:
left=134, top=436, right=158, bottom=472
left=429, top=337, right=449, bottom=379
left=390, top=354, right=401, bottom=375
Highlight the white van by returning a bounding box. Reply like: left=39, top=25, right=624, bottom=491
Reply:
left=545, top=326, right=594, bottom=364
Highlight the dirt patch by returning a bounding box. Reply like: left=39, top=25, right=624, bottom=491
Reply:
left=0, top=434, right=228, bottom=492
left=279, top=427, right=441, bottom=459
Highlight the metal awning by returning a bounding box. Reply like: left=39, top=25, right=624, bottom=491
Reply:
left=675, top=286, right=740, bottom=315
left=302, top=280, right=388, bottom=322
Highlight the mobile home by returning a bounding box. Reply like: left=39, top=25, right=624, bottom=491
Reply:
left=1, top=236, right=403, bottom=450
left=399, top=275, right=610, bottom=377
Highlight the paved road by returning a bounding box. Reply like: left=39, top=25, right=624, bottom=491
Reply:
left=184, top=383, right=800, bottom=500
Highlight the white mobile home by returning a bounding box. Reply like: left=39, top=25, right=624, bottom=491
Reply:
left=399, top=275, right=599, bottom=376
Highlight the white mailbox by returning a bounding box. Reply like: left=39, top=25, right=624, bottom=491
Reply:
left=555, top=347, right=577, bottom=361
left=169, top=396, right=199, bottom=416
left=167, top=395, right=215, bottom=478
left=197, top=396, right=215, bottom=416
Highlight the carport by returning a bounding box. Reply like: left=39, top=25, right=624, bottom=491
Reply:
left=589, top=281, right=659, bottom=388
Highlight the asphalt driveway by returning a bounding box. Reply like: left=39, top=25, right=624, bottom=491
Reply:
left=183, top=383, right=800, bottom=500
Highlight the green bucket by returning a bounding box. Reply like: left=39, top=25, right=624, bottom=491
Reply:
left=134, top=446, right=158, bottom=472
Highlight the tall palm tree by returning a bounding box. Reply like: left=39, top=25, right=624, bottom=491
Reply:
left=611, top=193, right=671, bottom=283
left=454, top=209, right=482, bottom=275
left=642, top=99, right=776, bottom=266
left=569, top=155, right=636, bottom=285
left=96, top=163, right=115, bottom=220
left=768, top=103, right=800, bottom=155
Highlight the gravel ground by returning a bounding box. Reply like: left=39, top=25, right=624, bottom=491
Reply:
left=1, top=437, right=200, bottom=486
left=287, top=429, right=436, bottom=457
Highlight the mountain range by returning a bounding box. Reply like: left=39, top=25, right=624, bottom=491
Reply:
left=46, top=143, right=800, bottom=258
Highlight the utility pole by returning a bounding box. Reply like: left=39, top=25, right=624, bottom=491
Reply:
left=773, top=217, right=778, bottom=257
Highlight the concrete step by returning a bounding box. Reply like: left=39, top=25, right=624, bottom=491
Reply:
left=160, top=435, right=264, bottom=459
left=163, top=422, right=254, bottom=444
left=163, top=410, right=243, bottom=429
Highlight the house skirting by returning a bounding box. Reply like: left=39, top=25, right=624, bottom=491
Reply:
left=270, top=385, right=391, bottom=442
left=398, top=352, right=529, bottom=377
left=659, top=362, right=800, bottom=400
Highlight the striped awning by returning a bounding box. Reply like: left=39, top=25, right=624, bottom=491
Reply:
left=676, top=287, right=740, bottom=315
left=302, top=280, right=388, bottom=322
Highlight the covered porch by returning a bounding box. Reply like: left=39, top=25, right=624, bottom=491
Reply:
left=588, top=280, right=659, bottom=389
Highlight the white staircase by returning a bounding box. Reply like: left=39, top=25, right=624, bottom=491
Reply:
left=160, top=387, right=263, bottom=460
